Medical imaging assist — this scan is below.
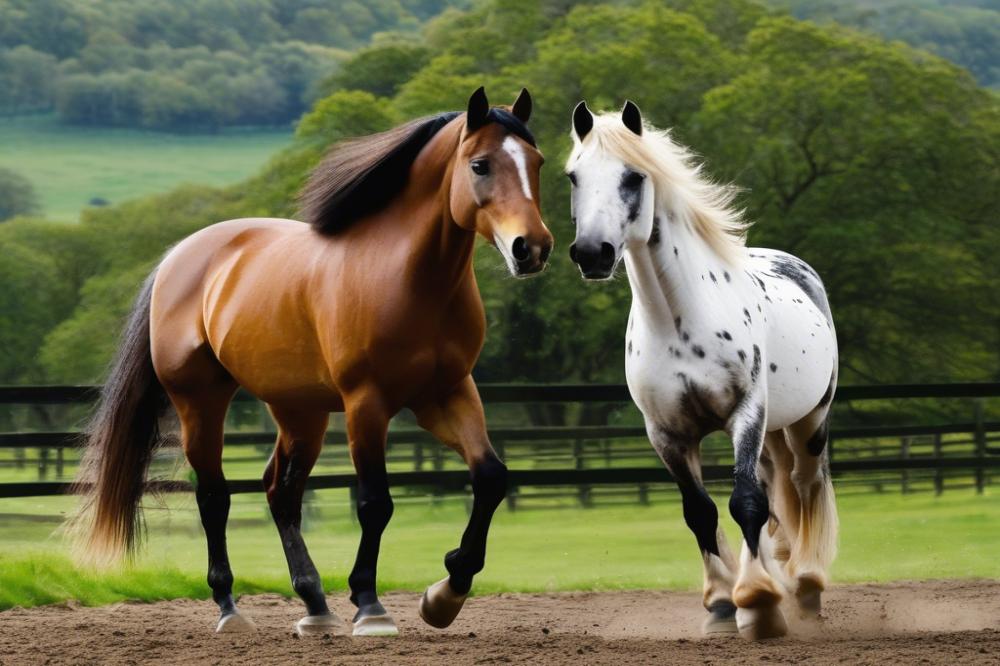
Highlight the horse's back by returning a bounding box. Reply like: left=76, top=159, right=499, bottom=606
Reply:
left=747, top=248, right=837, bottom=430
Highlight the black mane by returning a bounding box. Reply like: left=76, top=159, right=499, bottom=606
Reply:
left=299, top=108, right=535, bottom=235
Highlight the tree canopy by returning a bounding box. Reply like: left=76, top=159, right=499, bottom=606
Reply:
left=1, top=0, right=997, bottom=388
left=0, top=0, right=468, bottom=129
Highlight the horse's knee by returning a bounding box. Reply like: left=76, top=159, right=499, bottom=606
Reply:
left=729, top=475, right=769, bottom=556
left=471, top=455, right=507, bottom=506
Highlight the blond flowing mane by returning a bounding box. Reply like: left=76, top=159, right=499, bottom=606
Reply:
left=578, top=113, right=749, bottom=264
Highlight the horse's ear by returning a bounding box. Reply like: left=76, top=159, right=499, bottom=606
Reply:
left=467, top=86, right=490, bottom=132
left=511, top=88, right=532, bottom=123
left=622, top=100, right=642, bottom=136
left=573, top=101, right=593, bottom=141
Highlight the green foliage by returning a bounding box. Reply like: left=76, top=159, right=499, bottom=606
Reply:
left=0, top=167, right=37, bottom=221
left=691, top=17, right=1000, bottom=381
left=317, top=42, right=432, bottom=99
left=38, top=264, right=156, bottom=383
left=771, top=0, right=1000, bottom=87
left=1, top=0, right=998, bottom=388
left=0, top=236, right=71, bottom=380
left=0, top=0, right=466, bottom=129
left=295, top=90, right=398, bottom=143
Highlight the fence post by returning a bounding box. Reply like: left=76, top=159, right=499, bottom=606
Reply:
left=38, top=447, right=49, bottom=480
left=414, top=440, right=424, bottom=472
left=933, top=433, right=943, bottom=496
left=974, top=399, right=986, bottom=494
left=573, top=439, right=592, bottom=507
left=637, top=483, right=649, bottom=505
left=900, top=436, right=910, bottom=494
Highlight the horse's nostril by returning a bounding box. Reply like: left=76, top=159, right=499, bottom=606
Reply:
left=569, top=243, right=578, bottom=263
left=512, top=236, right=530, bottom=262
left=539, top=243, right=552, bottom=264
left=600, top=242, right=615, bottom=263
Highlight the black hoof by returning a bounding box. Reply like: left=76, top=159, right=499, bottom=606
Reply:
left=353, top=601, right=388, bottom=623
left=703, top=600, right=738, bottom=635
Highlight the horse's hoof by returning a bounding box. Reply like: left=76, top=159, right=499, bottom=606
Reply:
left=702, top=601, right=738, bottom=635
left=418, top=577, right=467, bottom=629
left=295, top=613, right=348, bottom=637
left=216, top=610, right=256, bottom=633
left=353, top=613, right=400, bottom=637
left=796, top=574, right=824, bottom=618
left=736, top=605, right=788, bottom=640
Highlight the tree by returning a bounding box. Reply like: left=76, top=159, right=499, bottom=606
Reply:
left=318, top=43, right=431, bottom=99
left=0, top=46, right=58, bottom=112
left=0, top=168, right=38, bottom=221
left=691, top=17, right=1000, bottom=381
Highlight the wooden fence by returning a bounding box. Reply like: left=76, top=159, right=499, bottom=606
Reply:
left=0, top=383, right=997, bottom=504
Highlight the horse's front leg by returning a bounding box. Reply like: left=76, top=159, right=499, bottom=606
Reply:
left=727, top=401, right=787, bottom=640
left=344, top=392, right=398, bottom=636
left=412, top=376, right=507, bottom=629
left=647, top=422, right=739, bottom=635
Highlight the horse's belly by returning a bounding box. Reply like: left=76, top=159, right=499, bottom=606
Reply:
left=762, top=289, right=837, bottom=430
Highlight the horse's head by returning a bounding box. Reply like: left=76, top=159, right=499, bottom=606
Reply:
left=565, top=100, right=655, bottom=280
left=451, top=87, right=552, bottom=277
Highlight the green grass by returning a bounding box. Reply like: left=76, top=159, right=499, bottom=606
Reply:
left=0, top=115, right=291, bottom=222
left=1, top=489, right=997, bottom=610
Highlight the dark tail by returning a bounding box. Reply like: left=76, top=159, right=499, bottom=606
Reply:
left=72, top=268, right=168, bottom=565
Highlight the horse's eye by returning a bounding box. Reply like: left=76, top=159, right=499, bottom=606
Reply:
left=622, top=170, right=645, bottom=189
left=567, top=172, right=577, bottom=186
left=471, top=159, right=490, bottom=176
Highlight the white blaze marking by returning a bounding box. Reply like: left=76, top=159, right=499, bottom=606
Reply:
left=503, top=136, right=533, bottom=200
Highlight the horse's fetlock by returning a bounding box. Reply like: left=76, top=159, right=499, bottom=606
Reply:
left=292, top=574, right=322, bottom=598
left=208, top=565, right=234, bottom=592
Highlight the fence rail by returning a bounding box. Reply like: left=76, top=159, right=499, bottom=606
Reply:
left=0, top=382, right=997, bottom=501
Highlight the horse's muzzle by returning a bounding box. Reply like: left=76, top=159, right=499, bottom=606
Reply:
left=512, top=235, right=552, bottom=277
left=569, top=240, right=616, bottom=280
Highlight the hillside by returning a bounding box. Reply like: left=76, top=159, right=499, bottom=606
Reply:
left=0, top=0, right=468, bottom=129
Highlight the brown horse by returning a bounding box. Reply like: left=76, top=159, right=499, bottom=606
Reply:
left=74, top=87, right=552, bottom=637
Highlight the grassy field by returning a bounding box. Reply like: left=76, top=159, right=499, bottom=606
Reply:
left=0, top=115, right=290, bottom=222
left=0, top=489, right=997, bottom=610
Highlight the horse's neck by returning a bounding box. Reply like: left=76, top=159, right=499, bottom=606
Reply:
left=398, top=122, right=478, bottom=288
left=625, top=204, right=731, bottom=335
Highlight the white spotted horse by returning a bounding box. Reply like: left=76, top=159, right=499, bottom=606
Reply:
left=565, top=101, right=838, bottom=639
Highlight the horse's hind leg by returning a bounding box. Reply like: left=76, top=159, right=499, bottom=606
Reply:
left=344, top=392, right=397, bottom=636
left=759, top=431, right=798, bottom=573
left=168, top=381, right=251, bottom=633
left=264, top=406, right=344, bottom=636
left=648, top=424, right=738, bottom=635
left=784, top=408, right=839, bottom=617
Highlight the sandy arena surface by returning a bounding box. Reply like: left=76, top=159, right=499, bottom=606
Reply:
left=1, top=580, right=998, bottom=664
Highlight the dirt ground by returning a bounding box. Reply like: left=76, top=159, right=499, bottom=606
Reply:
left=2, top=580, right=998, bottom=665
